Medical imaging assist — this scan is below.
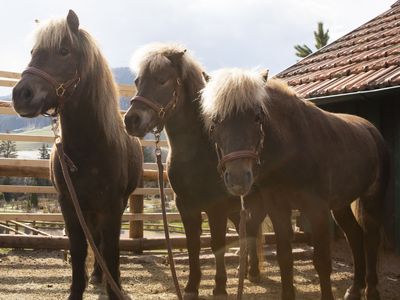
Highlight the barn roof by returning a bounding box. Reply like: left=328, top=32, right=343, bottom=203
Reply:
left=276, top=1, right=400, bottom=100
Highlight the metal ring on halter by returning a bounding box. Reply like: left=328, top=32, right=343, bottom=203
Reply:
left=56, top=84, right=66, bottom=97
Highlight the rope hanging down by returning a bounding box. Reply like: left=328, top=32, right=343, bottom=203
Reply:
left=52, top=118, right=126, bottom=299
left=154, top=130, right=183, bottom=300
left=237, top=195, right=248, bottom=300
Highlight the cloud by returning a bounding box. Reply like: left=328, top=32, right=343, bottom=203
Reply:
left=0, top=0, right=394, bottom=77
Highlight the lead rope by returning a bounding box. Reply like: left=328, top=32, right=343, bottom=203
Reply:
left=237, top=195, right=247, bottom=300
left=51, top=117, right=126, bottom=300
left=154, top=131, right=183, bottom=300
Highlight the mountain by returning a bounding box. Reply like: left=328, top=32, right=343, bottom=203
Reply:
left=113, top=67, right=135, bottom=84
left=0, top=67, right=135, bottom=133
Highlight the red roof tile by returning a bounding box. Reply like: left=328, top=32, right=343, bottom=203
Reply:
left=276, top=2, right=400, bottom=98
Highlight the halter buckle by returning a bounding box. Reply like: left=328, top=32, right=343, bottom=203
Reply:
left=56, top=84, right=66, bottom=97
left=159, top=107, right=166, bottom=119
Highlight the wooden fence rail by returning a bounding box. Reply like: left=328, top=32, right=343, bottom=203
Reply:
left=0, top=232, right=310, bottom=251
left=0, top=70, right=310, bottom=251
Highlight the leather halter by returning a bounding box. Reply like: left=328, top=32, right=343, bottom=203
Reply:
left=130, top=78, right=182, bottom=132
left=21, top=66, right=80, bottom=116
left=211, top=116, right=265, bottom=174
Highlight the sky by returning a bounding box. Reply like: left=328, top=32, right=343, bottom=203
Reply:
left=0, top=0, right=395, bottom=95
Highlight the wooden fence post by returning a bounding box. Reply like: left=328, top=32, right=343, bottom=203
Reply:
left=129, top=177, right=144, bottom=254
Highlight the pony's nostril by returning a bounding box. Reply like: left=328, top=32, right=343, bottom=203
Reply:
left=131, top=113, right=141, bottom=128
left=21, top=87, right=33, bottom=102
left=245, top=171, right=252, bottom=183
left=125, top=113, right=141, bottom=129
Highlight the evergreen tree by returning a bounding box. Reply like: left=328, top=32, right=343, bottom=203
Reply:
left=294, top=44, right=313, bottom=58
left=0, top=138, right=17, bottom=158
left=314, top=22, right=330, bottom=50
left=294, top=22, right=330, bottom=58
left=38, top=143, right=50, bottom=159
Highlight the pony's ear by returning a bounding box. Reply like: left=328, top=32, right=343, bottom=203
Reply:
left=202, top=72, right=210, bottom=82
left=167, top=49, right=187, bottom=65
left=67, top=10, right=80, bottom=34
left=260, top=69, right=269, bottom=83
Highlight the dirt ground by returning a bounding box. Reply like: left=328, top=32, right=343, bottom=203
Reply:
left=0, top=239, right=399, bottom=300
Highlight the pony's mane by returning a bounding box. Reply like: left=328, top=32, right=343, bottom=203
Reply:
left=266, top=78, right=296, bottom=98
left=33, top=17, right=124, bottom=147
left=130, top=43, right=204, bottom=85
left=201, top=68, right=268, bottom=124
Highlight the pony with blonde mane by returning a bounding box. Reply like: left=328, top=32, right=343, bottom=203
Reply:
left=201, top=68, right=389, bottom=300
left=124, top=44, right=266, bottom=299
left=13, top=10, right=143, bottom=300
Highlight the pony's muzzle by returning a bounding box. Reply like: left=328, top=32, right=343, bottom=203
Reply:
left=124, top=105, right=159, bottom=138
left=223, top=160, right=254, bottom=196
left=12, top=79, right=47, bottom=117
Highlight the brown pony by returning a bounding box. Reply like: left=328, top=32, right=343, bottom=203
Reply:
left=124, top=44, right=266, bottom=299
left=12, top=10, right=143, bottom=300
left=200, top=68, right=390, bottom=300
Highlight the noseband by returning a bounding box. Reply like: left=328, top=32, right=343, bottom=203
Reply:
left=130, top=78, right=182, bottom=132
left=21, top=66, right=81, bottom=116
left=210, top=115, right=265, bottom=174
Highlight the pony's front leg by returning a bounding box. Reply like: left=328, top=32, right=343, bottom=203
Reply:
left=207, top=207, right=228, bottom=298
left=306, top=205, right=334, bottom=300
left=100, top=213, right=123, bottom=300
left=64, top=214, right=88, bottom=300
left=89, top=229, right=103, bottom=285
left=245, top=192, right=267, bottom=283
left=266, top=198, right=295, bottom=300
left=180, top=205, right=202, bottom=300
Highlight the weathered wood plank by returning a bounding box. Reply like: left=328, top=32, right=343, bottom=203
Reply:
left=0, top=232, right=310, bottom=250
left=0, top=185, right=174, bottom=196
left=8, top=220, right=51, bottom=236
left=0, top=212, right=195, bottom=222
left=0, top=79, right=17, bottom=87
left=0, top=158, right=167, bottom=180
left=0, top=132, right=169, bottom=147
left=0, top=71, right=21, bottom=79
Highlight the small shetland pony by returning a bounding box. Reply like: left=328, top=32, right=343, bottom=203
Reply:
left=12, top=10, right=143, bottom=299
left=200, top=68, right=389, bottom=300
left=124, top=44, right=266, bottom=299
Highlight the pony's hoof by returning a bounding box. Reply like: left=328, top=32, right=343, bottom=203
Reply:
left=183, top=292, right=199, bottom=300
left=122, top=294, right=132, bottom=300
left=67, top=294, right=83, bottom=300
left=213, top=288, right=228, bottom=299
left=365, top=287, right=380, bottom=300
left=248, top=273, right=261, bottom=283
left=281, top=287, right=296, bottom=300
left=344, top=286, right=362, bottom=300
left=89, top=274, right=102, bottom=285
left=213, top=294, right=228, bottom=300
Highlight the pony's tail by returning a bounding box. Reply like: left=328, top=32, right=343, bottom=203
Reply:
left=357, top=126, right=391, bottom=234
left=371, top=126, right=391, bottom=211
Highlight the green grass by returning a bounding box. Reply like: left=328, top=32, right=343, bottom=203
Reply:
left=15, top=126, right=53, bottom=152
left=0, top=248, right=11, bottom=255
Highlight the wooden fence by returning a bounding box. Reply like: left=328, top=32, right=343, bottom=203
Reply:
left=0, top=70, right=309, bottom=251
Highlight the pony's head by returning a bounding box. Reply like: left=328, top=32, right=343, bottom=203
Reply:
left=201, top=68, right=269, bottom=196
left=12, top=10, right=83, bottom=117
left=124, top=43, right=203, bottom=137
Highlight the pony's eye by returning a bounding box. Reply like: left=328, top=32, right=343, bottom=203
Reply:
left=255, top=114, right=261, bottom=123
left=158, top=78, right=169, bottom=85
left=59, top=47, right=69, bottom=56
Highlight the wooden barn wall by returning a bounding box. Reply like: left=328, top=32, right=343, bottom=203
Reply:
left=320, top=96, right=400, bottom=252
